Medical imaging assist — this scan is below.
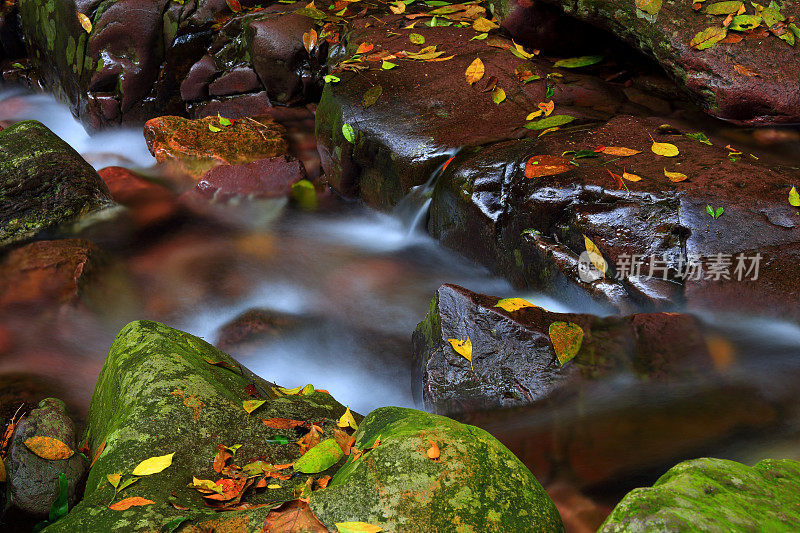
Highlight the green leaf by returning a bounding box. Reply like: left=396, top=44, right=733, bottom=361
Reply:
left=553, top=55, right=603, bottom=68
left=704, top=1, right=744, bottom=15
left=342, top=123, right=356, bottom=143
left=293, top=439, right=344, bottom=474
left=217, top=114, right=231, bottom=126
left=707, top=204, right=715, bottom=217
left=491, top=87, right=506, bottom=104
left=635, top=0, right=662, bottom=15
left=295, top=7, right=328, bottom=19
left=162, top=516, right=192, bottom=533
left=685, top=132, right=712, bottom=145
left=525, top=114, right=575, bottom=130
left=381, top=61, right=397, bottom=70
left=409, top=33, right=425, bottom=45
left=242, top=399, right=266, bottom=415
left=690, top=27, right=728, bottom=50
left=324, top=74, right=341, bottom=83
left=208, top=124, right=221, bottom=132
left=548, top=322, right=584, bottom=365
left=292, top=179, right=318, bottom=210
left=545, top=85, right=554, bottom=99
left=50, top=473, right=69, bottom=522
left=728, top=14, right=762, bottom=31
left=715, top=207, right=724, bottom=218
left=789, top=186, right=800, bottom=207
left=470, top=32, right=488, bottom=40
left=362, top=85, right=383, bottom=108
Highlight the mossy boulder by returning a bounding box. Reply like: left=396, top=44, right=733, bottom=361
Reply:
left=46, top=320, right=350, bottom=532
left=0, top=121, right=113, bottom=247
left=309, top=406, right=564, bottom=532
left=600, top=457, right=800, bottom=532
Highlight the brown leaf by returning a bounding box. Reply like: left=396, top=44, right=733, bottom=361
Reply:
left=297, top=426, right=321, bottom=455
left=109, top=497, right=155, bottom=510
left=262, top=418, right=308, bottom=430
left=734, top=64, right=760, bottom=77
left=524, top=155, right=572, bottom=179
left=302, top=29, right=318, bottom=53
left=315, top=475, right=331, bottom=489
left=170, top=502, right=189, bottom=511
left=203, top=477, right=249, bottom=502
left=262, top=500, right=327, bottom=532
left=465, top=57, right=485, bottom=85
left=333, top=427, right=354, bottom=455
left=90, top=439, right=106, bottom=468
left=24, top=436, right=73, bottom=460
left=213, top=445, right=232, bottom=474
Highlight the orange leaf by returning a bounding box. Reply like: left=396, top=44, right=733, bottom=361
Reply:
left=524, top=155, right=572, bottom=179
left=426, top=440, right=440, bottom=460
left=109, top=497, right=155, bottom=510
left=262, top=418, right=308, bottom=430
left=226, top=0, right=242, bottom=12
left=356, top=43, right=374, bottom=55
left=213, top=445, right=232, bottom=474
left=316, top=475, right=331, bottom=489
left=465, top=57, right=485, bottom=85
left=263, top=500, right=327, bottom=532
left=598, top=146, right=641, bottom=157
left=538, top=101, right=554, bottom=116
left=90, top=439, right=106, bottom=468
left=734, top=64, right=759, bottom=77
left=77, top=12, right=92, bottom=33
left=23, top=436, right=73, bottom=460
left=303, top=29, right=318, bottom=53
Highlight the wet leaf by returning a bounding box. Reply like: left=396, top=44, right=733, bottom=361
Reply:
left=303, top=29, right=318, bottom=53
left=686, top=132, right=712, bottom=145
left=409, top=33, right=425, bottom=45
left=539, top=100, right=555, bottom=116
left=263, top=418, right=307, bottom=430
left=524, top=155, right=572, bottom=178
left=162, top=516, right=191, bottom=533
left=704, top=1, right=743, bottom=15
left=226, top=0, right=241, bottom=11
left=472, top=17, right=498, bottom=32
left=338, top=407, right=358, bottom=430
left=789, top=186, right=800, bottom=207
left=636, top=0, right=662, bottom=14
left=548, top=322, right=584, bottom=365
left=355, top=42, right=373, bottom=55
left=294, top=439, right=344, bottom=474
left=494, top=297, right=537, bottom=312
left=362, top=85, right=382, bottom=108
left=131, top=453, right=174, bottom=476
left=598, top=146, right=641, bottom=156
left=208, top=124, right=221, bottom=132
left=24, top=436, right=73, bottom=460
left=583, top=235, right=607, bottom=275
left=109, top=497, right=155, bottom=511
left=729, top=14, right=762, bottom=30
left=491, top=86, right=506, bottom=104
left=690, top=26, right=728, bottom=49
left=342, top=123, right=356, bottom=143
left=77, top=12, right=92, bottom=33
left=664, top=169, right=689, bottom=182
left=381, top=60, right=397, bottom=69
left=622, top=171, right=642, bottom=182
left=651, top=139, right=679, bottom=157
left=553, top=55, right=603, bottom=68
left=91, top=439, right=106, bottom=467
left=426, top=440, right=440, bottom=460
left=447, top=338, right=473, bottom=372
left=264, top=500, right=328, bottom=532
left=525, top=115, right=575, bottom=130
left=324, top=74, right=340, bottom=83
left=465, top=57, right=484, bottom=84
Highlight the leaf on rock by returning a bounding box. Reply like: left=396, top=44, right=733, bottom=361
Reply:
left=472, top=17, right=498, bottom=32
left=362, top=85, right=382, bottom=108
left=336, top=523, right=383, bottom=533
left=465, top=57, right=484, bottom=84
left=355, top=42, right=373, bottom=55
left=598, top=146, right=641, bottom=156
left=213, top=446, right=232, bottom=474
left=381, top=60, right=397, bottom=69
left=263, top=418, right=308, bottom=430
left=690, top=27, right=728, bottom=50
left=538, top=100, right=555, bottom=116
left=264, top=500, right=328, bottom=532
left=733, top=63, right=760, bottom=77
left=651, top=139, right=680, bottom=157
left=294, top=439, right=344, bottom=474
left=664, top=169, right=689, bottom=182
left=635, top=0, right=662, bottom=15
left=553, top=55, right=603, bottom=68
left=337, top=407, right=358, bottom=430
left=24, top=436, right=73, bottom=460
left=704, top=1, right=743, bottom=15
left=524, top=155, right=572, bottom=178
left=622, top=171, right=642, bottom=182
left=548, top=322, right=584, bottom=366
left=789, top=186, right=800, bottom=207
left=583, top=235, right=608, bottom=275
left=208, top=124, right=221, bottom=132
left=109, top=497, right=155, bottom=511
left=190, top=476, right=226, bottom=495
left=77, top=12, right=92, bottom=33
left=409, top=33, right=425, bottom=45
left=131, top=453, right=174, bottom=476
left=494, top=297, right=537, bottom=312
left=342, top=123, right=356, bottom=143
left=426, top=440, right=440, bottom=460
left=491, top=86, right=506, bottom=104
left=447, top=338, right=473, bottom=372
left=90, top=439, right=106, bottom=467
left=525, top=115, right=575, bottom=130
left=302, top=29, right=318, bottom=53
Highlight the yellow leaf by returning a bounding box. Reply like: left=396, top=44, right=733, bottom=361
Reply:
left=651, top=139, right=679, bottom=157
left=190, top=476, right=225, bottom=494
left=583, top=235, right=607, bottom=275
left=389, top=0, right=405, bottom=14
left=538, top=101, right=555, bottom=116
left=548, top=322, right=584, bottom=365
left=494, top=297, right=537, bottom=312
left=107, top=472, right=122, bottom=489
left=336, top=522, right=384, bottom=533
left=109, top=497, right=154, bottom=511
left=23, top=436, right=74, bottom=460
left=491, top=87, right=506, bottom=104
left=337, top=407, right=358, bottom=430
left=526, top=110, right=543, bottom=120
left=447, top=338, right=473, bottom=372
left=789, top=186, right=800, bottom=207
left=77, top=12, right=92, bottom=33
left=622, top=171, right=642, bottom=182
left=600, top=146, right=641, bottom=156
left=635, top=0, right=662, bottom=15
left=131, top=453, right=174, bottom=476
left=465, top=57, right=484, bottom=85
left=268, top=483, right=281, bottom=489
left=472, top=17, right=499, bottom=32
left=243, top=399, right=266, bottom=414
left=664, top=169, right=689, bottom=182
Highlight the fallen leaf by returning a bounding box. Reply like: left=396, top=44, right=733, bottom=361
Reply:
left=635, top=0, right=662, bottom=15
left=733, top=64, right=760, bottom=77
left=338, top=407, right=358, bottom=430
left=263, top=500, right=327, bottom=532
left=0, top=459, right=5, bottom=482
left=553, top=55, right=603, bottom=68
left=789, top=186, right=800, bottom=207
left=342, top=123, right=356, bottom=143
left=294, top=439, right=344, bottom=474
left=90, top=439, right=106, bottom=468
left=226, top=0, right=242, bottom=12
left=664, top=169, right=689, bottom=182
left=525, top=114, right=575, bottom=130
left=336, top=521, right=384, bottom=533
left=704, top=1, right=743, bottom=15
left=622, top=171, right=642, bottom=182
left=23, top=436, right=73, bottom=460
left=447, top=338, right=473, bottom=372
left=548, top=322, right=584, bottom=365
left=524, top=155, right=572, bottom=178
left=333, top=428, right=355, bottom=455
left=109, top=497, right=155, bottom=511
left=426, top=440, right=440, bottom=460
left=243, top=399, right=266, bottom=415
left=262, top=418, right=308, bottom=430
left=690, top=26, right=728, bottom=50
left=390, top=0, right=405, bottom=14
left=362, top=85, right=382, bottom=108
left=303, top=29, right=318, bottom=53
left=472, top=17, right=498, bottom=32
left=381, top=60, right=397, bottom=69
left=598, top=146, right=641, bottom=157
left=190, top=476, right=225, bottom=495
left=77, top=12, right=92, bottom=33
left=208, top=124, right=221, bottom=132
left=494, top=297, right=537, bottom=312
left=202, top=477, right=249, bottom=502
left=316, top=475, right=331, bottom=489
left=491, top=86, right=506, bottom=104
left=538, top=100, right=555, bottom=116
left=409, top=33, right=425, bottom=45
left=213, top=446, right=232, bottom=474
left=583, top=235, right=607, bottom=275
left=131, top=453, right=174, bottom=476
left=651, top=139, right=680, bottom=157
left=465, top=57, right=484, bottom=84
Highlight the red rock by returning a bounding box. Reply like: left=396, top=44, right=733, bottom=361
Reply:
left=192, top=156, right=307, bottom=201
left=98, top=166, right=178, bottom=227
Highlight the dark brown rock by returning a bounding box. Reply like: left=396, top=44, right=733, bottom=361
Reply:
left=214, top=308, right=303, bottom=352
left=192, top=155, right=307, bottom=201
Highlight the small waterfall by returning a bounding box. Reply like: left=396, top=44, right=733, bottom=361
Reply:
left=393, top=149, right=460, bottom=236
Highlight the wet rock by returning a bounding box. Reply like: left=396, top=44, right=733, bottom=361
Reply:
left=47, top=320, right=351, bottom=532
left=215, top=308, right=303, bottom=353
left=0, top=121, right=113, bottom=247
left=190, top=155, right=307, bottom=202
left=412, top=284, right=712, bottom=414
left=309, top=406, right=564, bottom=532
left=599, top=458, right=800, bottom=531
left=428, top=115, right=800, bottom=318
left=546, top=482, right=610, bottom=533
left=316, top=17, right=661, bottom=207
left=492, top=0, right=800, bottom=125
left=143, top=114, right=288, bottom=178
left=6, top=398, right=86, bottom=516
left=97, top=166, right=179, bottom=228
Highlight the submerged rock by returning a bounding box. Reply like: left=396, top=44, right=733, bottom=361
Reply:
left=309, top=406, right=564, bottom=532
left=599, top=457, right=800, bottom=531
left=6, top=398, right=86, bottom=516
left=0, top=121, right=113, bottom=247
left=191, top=155, right=308, bottom=202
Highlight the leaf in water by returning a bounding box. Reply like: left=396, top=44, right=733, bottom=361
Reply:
left=622, top=171, right=642, bottom=182
left=704, top=1, right=743, bottom=15
left=77, top=12, right=92, bottom=33
left=132, top=453, right=174, bottom=476
left=651, top=139, right=679, bottom=157
left=24, top=436, right=73, bottom=460
left=494, top=297, right=537, bottom=312
left=690, top=27, right=728, bottom=50
left=109, top=497, right=155, bottom=511
left=790, top=186, right=800, bottom=207
left=549, top=322, right=584, bottom=365
left=342, top=123, right=356, bottom=143
left=264, top=500, right=328, bottom=532
left=472, top=17, right=498, bottom=32
left=635, top=0, right=662, bottom=15
left=525, top=115, right=575, bottom=130
left=598, top=146, right=641, bottom=156
left=362, top=85, right=382, bottom=108
left=664, top=169, right=689, bottom=182
left=409, top=33, right=425, bottom=45
left=426, top=440, right=440, bottom=460
left=524, top=155, right=572, bottom=178
left=381, top=61, right=397, bottom=69
left=243, top=399, right=266, bottom=415
left=337, top=407, right=358, bottom=430
left=553, top=55, right=603, bottom=68
left=465, top=57, right=484, bottom=84
left=336, top=523, right=384, bottom=533
left=491, top=86, right=506, bottom=104
left=294, top=439, right=344, bottom=474
left=447, top=338, right=473, bottom=372
left=583, top=235, right=607, bottom=274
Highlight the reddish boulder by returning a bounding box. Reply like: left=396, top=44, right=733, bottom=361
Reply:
left=192, top=156, right=307, bottom=202
left=98, top=166, right=178, bottom=227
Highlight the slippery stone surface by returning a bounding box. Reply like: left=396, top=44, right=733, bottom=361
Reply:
left=412, top=284, right=712, bottom=414
left=143, top=115, right=288, bottom=177
left=600, top=458, right=800, bottom=532
left=492, top=0, right=800, bottom=125
left=0, top=120, right=113, bottom=247
left=309, top=406, right=564, bottom=532
left=98, top=166, right=179, bottom=228
left=7, top=398, right=86, bottom=516
left=214, top=308, right=303, bottom=353
left=47, top=320, right=350, bottom=532
left=192, top=155, right=307, bottom=201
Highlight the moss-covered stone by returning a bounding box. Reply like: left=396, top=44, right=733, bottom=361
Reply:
left=309, top=406, right=564, bottom=532
left=46, top=320, right=350, bottom=532
left=600, top=457, right=800, bottom=532
left=0, top=120, right=113, bottom=247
